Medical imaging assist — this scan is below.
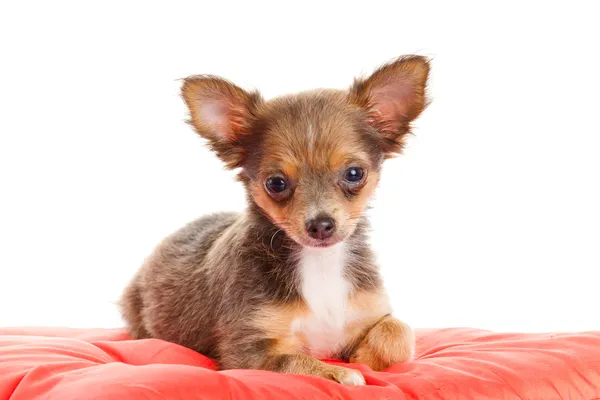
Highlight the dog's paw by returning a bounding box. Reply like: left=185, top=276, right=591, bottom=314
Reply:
left=328, top=365, right=366, bottom=386
left=349, top=316, right=414, bottom=371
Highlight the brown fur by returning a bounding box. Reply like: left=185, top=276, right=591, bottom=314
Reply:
left=120, top=55, right=430, bottom=384
left=251, top=290, right=392, bottom=361
left=349, top=315, right=415, bottom=371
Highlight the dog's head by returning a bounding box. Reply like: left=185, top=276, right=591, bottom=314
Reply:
left=182, top=56, right=429, bottom=248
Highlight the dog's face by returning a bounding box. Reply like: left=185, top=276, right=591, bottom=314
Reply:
left=244, top=91, right=383, bottom=248
left=182, top=56, right=429, bottom=247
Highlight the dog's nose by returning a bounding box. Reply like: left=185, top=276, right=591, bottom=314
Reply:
left=306, top=216, right=336, bottom=240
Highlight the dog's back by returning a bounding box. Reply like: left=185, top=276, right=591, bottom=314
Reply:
left=119, top=212, right=238, bottom=356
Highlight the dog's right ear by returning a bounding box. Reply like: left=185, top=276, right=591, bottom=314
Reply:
left=349, top=55, right=430, bottom=156
left=181, top=76, right=262, bottom=169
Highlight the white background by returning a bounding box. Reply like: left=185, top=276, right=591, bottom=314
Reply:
left=1, top=1, right=598, bottom=332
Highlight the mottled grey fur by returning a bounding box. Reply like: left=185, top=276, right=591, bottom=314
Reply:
left=120, top=207, right=380, bottom=368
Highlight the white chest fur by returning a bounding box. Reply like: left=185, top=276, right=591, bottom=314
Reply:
left=293, top=242, right=352, bottom=358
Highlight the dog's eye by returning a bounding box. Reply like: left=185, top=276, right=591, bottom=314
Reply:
left=344, top=167, right=364, bottom=183
left=265, top=176, right=288, bottom=194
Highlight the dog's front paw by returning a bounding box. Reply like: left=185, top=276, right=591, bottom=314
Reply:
left=349, top=315, right=414, bottom=371
left=327, top=365, right=365, bottom=386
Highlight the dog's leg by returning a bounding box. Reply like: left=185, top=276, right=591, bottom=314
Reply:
left=119, top=275, right=151, bottom=339
left=263, top=353, right=365, bottom=385
left=218, top=332, right=365, bottom=385
left=349, top=315, right=414, bottom=371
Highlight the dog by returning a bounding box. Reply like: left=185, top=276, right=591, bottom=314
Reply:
left=120, top=55, right=430, bottom=385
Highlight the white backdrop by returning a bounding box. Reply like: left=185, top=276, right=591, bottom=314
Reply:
left=1, top=1, right=598, bottom=332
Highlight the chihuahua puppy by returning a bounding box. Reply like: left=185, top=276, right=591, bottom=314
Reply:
left=120, top=55, right=429, bottom=385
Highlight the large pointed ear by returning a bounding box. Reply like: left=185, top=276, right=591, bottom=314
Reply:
left=181, top=75, right=262, bottom=169
left=349, top=55, right=430, bottom=155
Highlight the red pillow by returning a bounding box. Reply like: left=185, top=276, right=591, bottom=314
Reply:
left=1, top=327, right=599, bottom=399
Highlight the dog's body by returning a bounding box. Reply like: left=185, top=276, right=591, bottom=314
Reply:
left=121, top=55, right=430, bottom=385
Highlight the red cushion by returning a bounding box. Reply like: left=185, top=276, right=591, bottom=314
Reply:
left=1, top=327, right=599, bottom=399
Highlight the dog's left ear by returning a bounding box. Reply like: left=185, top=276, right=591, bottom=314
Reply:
left=349, top=55, right=430, bottom=155
left=181, top=75, right=263, bottom=169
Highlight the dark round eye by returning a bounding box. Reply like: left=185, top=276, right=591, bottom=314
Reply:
left=344, top=167, right=364, bottom=183
left=266, top=176, right=288, bottom=193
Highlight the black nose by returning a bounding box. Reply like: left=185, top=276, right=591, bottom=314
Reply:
left=306, top=216, right=336, bottom=240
